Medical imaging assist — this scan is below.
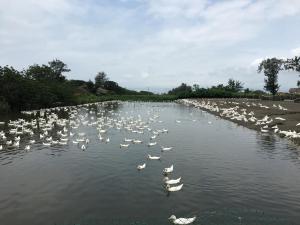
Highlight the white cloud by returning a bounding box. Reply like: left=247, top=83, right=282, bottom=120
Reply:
left=0, top=0, right=300, bottom=91
left=146, top=0, right=208, bottom=19
left=291, top=47, right=300, bottom=56
left=141, top=71, right=150, bottom=79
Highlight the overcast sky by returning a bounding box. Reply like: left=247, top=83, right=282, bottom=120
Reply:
left=1, top=0, right=300, bottom=92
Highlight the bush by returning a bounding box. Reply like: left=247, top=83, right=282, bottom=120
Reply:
left=0, top=96, right=10, bottom=114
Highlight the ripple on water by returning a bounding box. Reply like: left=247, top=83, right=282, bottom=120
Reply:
left=0, top=102, right=300, bottom=225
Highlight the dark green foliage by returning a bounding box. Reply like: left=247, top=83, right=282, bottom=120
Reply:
left=25, top=64, right=54, bottom=80
left=75, top=94, right=176, bottom=104
left=104, top=81, right=119, bottom=91
left=168, top=83, right=193, bottom=96
left=139, top=91, right=154, bottom=95
left=26, top=59, right=69, bottom=82
left=226, top=79, right=243, bottom=92
left=68, top=79, right=95, bottom=94
left=0, top=63, right=75, bottom=112
left=48, top=59, right=70, bottom=82
left=284, top=56, right=300, bottom=87
left=0, top=96, right=10, bottom=113
left=95, top=72, right=108, bottom=89
left=0, top=60, right=165, bottom=113
left=168, top=79, right=244, bottom=99
left=86, top=80, right=95, bottom=93
left=258, top=58, right=283, bottom=96
left=167, top=80, right=262, bottom=99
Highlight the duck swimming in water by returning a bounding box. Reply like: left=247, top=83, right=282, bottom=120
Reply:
left=168, top=215, right=196, bottom=224
left=163, top=165, right=173, bottom=174
left=164, top=177, right=181, bottom=185
left=161, top=146, right=173, bottom=151
left=137, top=163, right=146, bottom=170
left=166, top=183, right=183, bottom=192
left=120, top=143, right=129, bottom=148
left=147, top=154, right=161, bottom=160
left=148, top=142, right=157, bottom=147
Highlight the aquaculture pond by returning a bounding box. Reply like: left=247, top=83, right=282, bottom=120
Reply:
left=0, top=102, right=300, bottom=225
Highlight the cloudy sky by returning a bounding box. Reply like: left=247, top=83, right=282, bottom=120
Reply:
left=1, top=0, right=300, bottom=92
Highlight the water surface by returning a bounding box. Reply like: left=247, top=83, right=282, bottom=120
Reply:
left=0, top=102, right=300, bottom=225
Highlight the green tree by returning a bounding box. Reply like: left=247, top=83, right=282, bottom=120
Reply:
left=104, top=80, right=119, bottom=90
left=95, top=72, right=108, bottom=88
left=0, top=66, right=23, bottom=110
left=26, top=64, right=54, bottom=80
left=168, top=83, right=192, bottom=96
left=226, top=78, right=243, bottom=92
left=86, top=80, right=95, bottom=93
left=257, top=58, right=283, bottom=96
left=192, top=84, right=200, bottom=92
left=48, top=59, right=70, bottom=81
left=284, top=56, right=300, bottom=87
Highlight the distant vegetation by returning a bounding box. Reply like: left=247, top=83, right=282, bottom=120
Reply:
left=168, top=79, right=263, bottom=99
left=1, top=56, right=299, bottom=113
left=258, top=56, right=300, bottom=95
left=0, top=59, right=170, bottom=113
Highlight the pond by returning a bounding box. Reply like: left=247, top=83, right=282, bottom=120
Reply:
left=0, top=102, right=300, bottom=225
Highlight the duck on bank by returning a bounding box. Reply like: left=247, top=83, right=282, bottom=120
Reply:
left=177, top=99, right=300, bottom=145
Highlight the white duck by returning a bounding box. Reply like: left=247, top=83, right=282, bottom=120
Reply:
left=161, top=146, right=173, bottom=151
left=275, top=117, right=286, bottom=121
left=25, top=145, right=31, bottom=150
left=163, top=165, right=174, bottom=173
left=168, top=215, right=196, bottom=225
left=150, top=135, right=157, bottom=140
left=164, top=177, right=181, bottom=185
left=13, top=141, right=20, bottom=147
left=133, top=139, right=143, bottom=144
left=148, top=142, right=157, bottom=147
left=137, top=163, right=146, bottom=170
left=147, top=154, right=161, bottom=160
left=120, top=143, right=129, bottom=148
left=260, top=128, right=268, bottom=133
left=166, top=183, right=183, bottom=192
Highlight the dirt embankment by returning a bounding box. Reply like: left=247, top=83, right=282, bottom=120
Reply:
left=178, top=98, right=300, bottom=146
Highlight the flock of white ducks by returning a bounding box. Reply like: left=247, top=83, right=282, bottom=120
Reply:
left=0, top=101, right=196, bottom=224
left=180, top=99, right=300, bottom=142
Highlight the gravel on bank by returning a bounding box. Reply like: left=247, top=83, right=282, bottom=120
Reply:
left=177, top=98, right=300, bottom=146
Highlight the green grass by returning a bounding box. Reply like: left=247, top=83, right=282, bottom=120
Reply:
left=74, top=94, right=178, bottom=105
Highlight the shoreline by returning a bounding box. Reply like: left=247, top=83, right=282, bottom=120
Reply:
left=177, top=98, right=300, bottom=146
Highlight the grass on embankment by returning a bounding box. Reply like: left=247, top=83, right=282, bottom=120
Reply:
left=74, top=94, right=178, bottom=105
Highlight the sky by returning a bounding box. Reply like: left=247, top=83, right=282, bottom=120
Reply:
left=1, top=0, right=300, bottom=92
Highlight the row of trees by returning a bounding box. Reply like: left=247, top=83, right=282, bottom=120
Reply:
left=0, top=59, right=75, bottom=112
left=168, top=79, right=254, bottom=98
left=169, top=56, right=300, bottom=98
left=86, top=72, right=152, bottom=95
left=258, top=56, right=300, bottom=95
left=0, top=59, right=153, bottom=112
